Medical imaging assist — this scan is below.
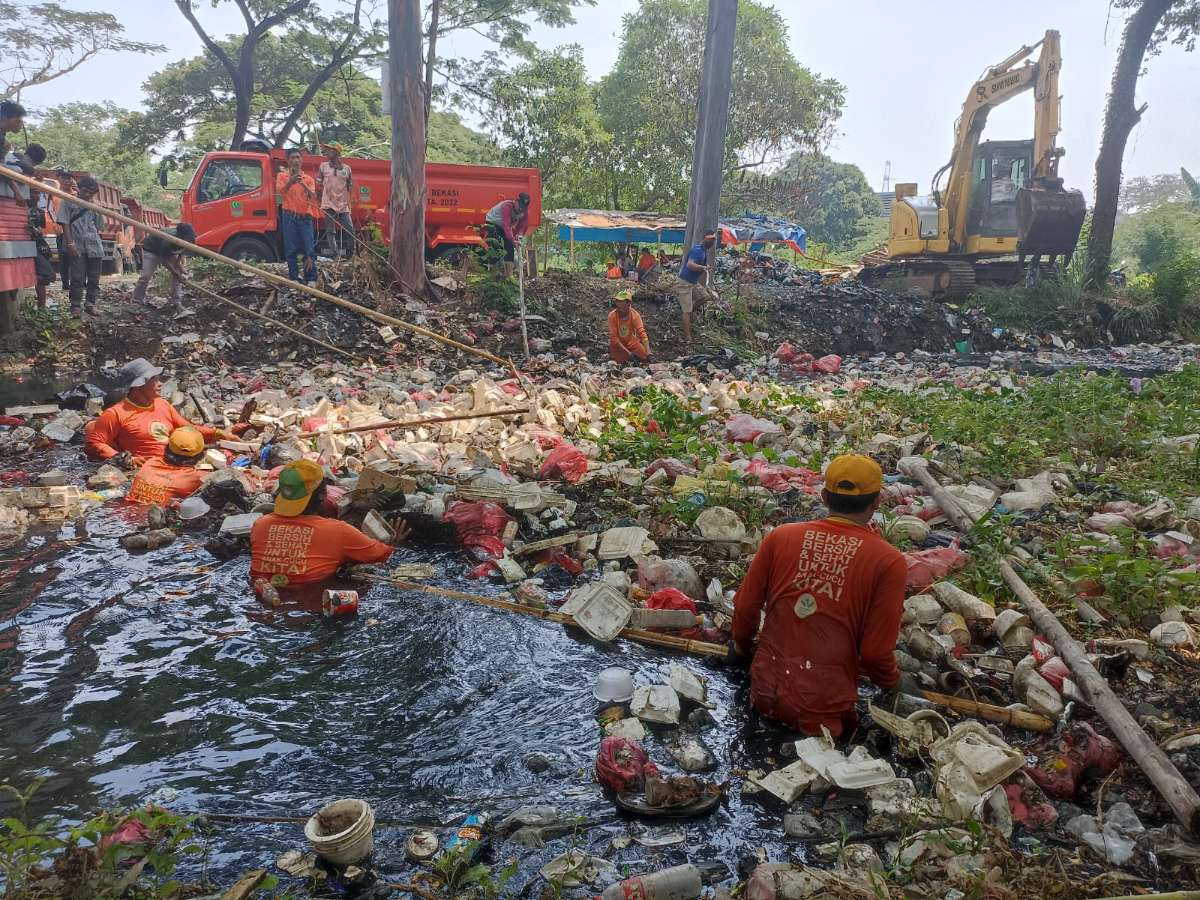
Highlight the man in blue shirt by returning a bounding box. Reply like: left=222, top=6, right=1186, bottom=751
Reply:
left=674, top=231, right=716, bottom=347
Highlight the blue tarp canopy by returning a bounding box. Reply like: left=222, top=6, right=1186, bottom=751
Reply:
left=549, top=209, right=806, bottom=252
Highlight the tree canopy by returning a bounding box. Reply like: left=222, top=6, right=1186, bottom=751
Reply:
left=0, top=2, right=163, bottom=98
left=28, top=102, right=178, bottom=214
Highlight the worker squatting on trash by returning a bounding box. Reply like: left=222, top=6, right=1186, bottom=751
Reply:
left=730, top=454, right=907, bottom=737
left=85, top=358, right=230, bottom=468
left=124, top=427, right=206, bottom=505
left=132, top=222, right=198, bottom=307
left=249, top=459, right=413, bottom=586
left=484, top=191, right=531, bottom=280
left=608, top=289, right=651, bottom=364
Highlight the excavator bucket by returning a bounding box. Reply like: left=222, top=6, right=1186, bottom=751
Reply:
left=1016, top=188, right=1086, bottom=256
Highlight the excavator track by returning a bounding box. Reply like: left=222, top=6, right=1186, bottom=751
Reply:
left=859, top=258, right=977, bottom=298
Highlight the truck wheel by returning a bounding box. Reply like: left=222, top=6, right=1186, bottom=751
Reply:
left=223, top=236, right=277, bottom=263
left=430, top=244, right=478, bottom=267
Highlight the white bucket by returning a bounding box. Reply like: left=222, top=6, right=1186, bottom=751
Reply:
left=304, top=798, right=375, bottom=865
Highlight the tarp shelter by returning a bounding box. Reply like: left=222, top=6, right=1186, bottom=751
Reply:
left=547, top=209, right=807, bottom=268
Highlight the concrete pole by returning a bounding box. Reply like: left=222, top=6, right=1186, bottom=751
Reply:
left=683, top=0, right=738, bottom=256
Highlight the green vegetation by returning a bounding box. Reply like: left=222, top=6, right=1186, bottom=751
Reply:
left=429, top=842, right=517, bottom=900
left=1059, top=529, right=1200, bottom=621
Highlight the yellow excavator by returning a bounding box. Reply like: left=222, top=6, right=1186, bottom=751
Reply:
left=862, top=29, right=1087, bottom=296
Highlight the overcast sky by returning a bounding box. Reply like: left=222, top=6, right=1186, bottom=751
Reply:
left=25, top=0, right=1200, bottom=201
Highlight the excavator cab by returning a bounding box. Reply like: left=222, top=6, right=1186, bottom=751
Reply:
left=968, top=140, right=1032, bottom=238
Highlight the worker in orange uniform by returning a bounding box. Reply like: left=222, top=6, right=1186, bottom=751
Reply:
left=731, top=454, right=907, bottom=738
left=608, top=289, right=650, bottom=365
left=125, top=427, right=206, bottom=505
left=275, top=148, right=318, bottom=284
left=250, top=459, right=412, bottom=586
left=86, top=358, right=228, bottom=467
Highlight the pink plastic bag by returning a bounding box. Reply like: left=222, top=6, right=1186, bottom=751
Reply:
left=903, top=546, right=969, bottom=592
left=774, top=342, right=796, bottom=363
left=745, top=457, right=822, bottom=493
left=538, top=443, right=588, bottom=483
left=792, top=352, right=815, bottom=372
left=813, top=354, right=842, bottom=374
left=443, top=500, right=513, bottom=559
left=645, top=458, right=698, bottom=484
left=1038, top=656, right=1072, bottom=692
left=596, top=737, right=659, bottom=792
left=725, top=414, right=783, bottom=443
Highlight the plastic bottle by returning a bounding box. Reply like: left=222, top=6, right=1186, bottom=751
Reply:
left=600, top=865, right=702, bottom=900
left=255, top=579, right=281, bottom=607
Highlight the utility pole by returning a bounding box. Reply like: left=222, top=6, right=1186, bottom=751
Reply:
left=387, top=0, right=426, bottom=298
left=683, top=0, right=738, bottom=254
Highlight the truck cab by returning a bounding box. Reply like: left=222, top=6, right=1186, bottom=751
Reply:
left=181, top=148, right=541, bottom=263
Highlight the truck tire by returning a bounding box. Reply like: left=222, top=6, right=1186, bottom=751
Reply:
left=222, top=235, right=278, bottom=263
left=429, top=244, right=479, bottom=267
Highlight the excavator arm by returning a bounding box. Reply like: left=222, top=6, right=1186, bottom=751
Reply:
left=940, top=30, right=1063, bottom=251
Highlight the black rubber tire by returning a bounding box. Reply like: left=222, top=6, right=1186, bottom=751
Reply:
left=429, top=244, right=479, bottom=267
left=222, top=235, right=278, bottom=262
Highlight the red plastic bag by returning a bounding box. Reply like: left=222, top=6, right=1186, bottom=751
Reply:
left=813, top=354, right=842, bottom=374
left=533, top=547, right=583, bottom=576
left=746, top=457, right=822, bottom=493
left=596, top=736, right=660, bottom=792
left=774, top=342, right=796, bottom=363
left=903, top=546, right=969, bottom=592
left=1024, top=722, right=1121, bottom=799
left=1038, top=656, right=1072, bottom=692
left=444, top=500, right=513, bottom=559
left=645, top=458, right=697, bottom=484
left=647, top=587, right=699, bottom=615
left=1003, top=780, right=1058, bottom=828
left=725, top=414, right=783, bottom=443
left=792, top=352, right=815, bottom=372
left=1031, top=637, right=1056, bottom=665
left=538, top=443, right=588, bottom=483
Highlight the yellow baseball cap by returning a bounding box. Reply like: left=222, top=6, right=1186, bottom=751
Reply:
left=275, top=459, right=325, bottom=516
left=168, top=426, right=205, bottom=458
left=614, top=289, right=633, bottom=302
left=824, top=454, right=883, bottom=496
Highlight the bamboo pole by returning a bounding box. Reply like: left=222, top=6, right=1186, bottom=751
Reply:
left=300, top=406, right=528, bottom=437
left=569, top=225, right=575, bottom=270
left=516, top=239, right=531, bottom=361
left=899, top=457, right=1200, bottom=832
left=0, top=167, right=512, bottom=369
left=919, top=689, right=1052, bottom=732
left=354, top=573, right=727, bottom=658
left=181, top=276, right=355, bottom=360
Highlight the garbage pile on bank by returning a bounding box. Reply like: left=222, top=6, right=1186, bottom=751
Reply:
left=5, top=339, right=1200, bottom=893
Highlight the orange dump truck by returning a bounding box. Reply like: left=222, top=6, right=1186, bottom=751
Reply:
left=179, top=148, right=541, bottom=262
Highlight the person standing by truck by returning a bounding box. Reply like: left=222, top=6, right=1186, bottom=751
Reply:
left=0, top=101, right=25, bottom=152
left=275, top=148, right=318, bottom=284
left=132, top=223, right=197, bottom=307
left=60, top=176, right=104, bottom=318
left=484, top=191, right=531, bottom=280
left=54, top=170, right=78, bottom=295
left=316, top=144, right=354, bottom=259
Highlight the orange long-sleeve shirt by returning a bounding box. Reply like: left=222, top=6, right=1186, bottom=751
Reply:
left=125, top=458, right=204, bottom=505
left=608, top=309, right=649, bottom=363
left=85, top=398, right=216, bottom=461
left=250, top=513, right=393, bottom=585
left=732, top=518, right=906, bottom=736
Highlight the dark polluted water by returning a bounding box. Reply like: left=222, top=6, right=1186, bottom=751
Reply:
left=0, top=497, right=805, bottom=893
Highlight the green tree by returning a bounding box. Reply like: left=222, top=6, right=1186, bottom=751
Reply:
left=28, top=102, right=178, bottom=215
left=1118, top=172, right=1191, bottom=214
left=169, top=0, right=385, bottom=150
left=485, top=47, right=613, bottom=208
left=0, top=2, right=163, bottom=98
left=594, top=0, right=844, bottom=211
left=1087, top=0, right=1200, bottom=287
left=724, top=153, right=879, bottom=248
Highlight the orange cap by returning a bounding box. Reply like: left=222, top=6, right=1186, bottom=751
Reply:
left=167, top=426, right=205, bottom=458
left=824, top=454, right=883, bottom=496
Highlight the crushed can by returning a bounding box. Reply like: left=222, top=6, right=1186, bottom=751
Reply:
left=322, top=589, right=359, bottom=617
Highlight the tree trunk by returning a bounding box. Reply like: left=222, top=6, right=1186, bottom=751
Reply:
left=387, top=0, right=426, bottom=300
left=231, top=41, right=258, bottom=149
left=1086, top=0, right=1172, bottom=289
left=424, top=0, right=440, bottom=123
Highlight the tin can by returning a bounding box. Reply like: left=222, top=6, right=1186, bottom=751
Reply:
left=322, top=589, right=359, bottom=617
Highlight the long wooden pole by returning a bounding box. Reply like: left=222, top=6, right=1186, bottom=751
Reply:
left=355, top=573, right=727, bottom=658
left=181, top=277, right=355, bottom=360
left=0, top=167, right=512, bottom=369
left=899, top=457, right=1200, bottom=832
left=919, top=689, right=1051, bottom=732
left=300, top=406, right=528, bottom=437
